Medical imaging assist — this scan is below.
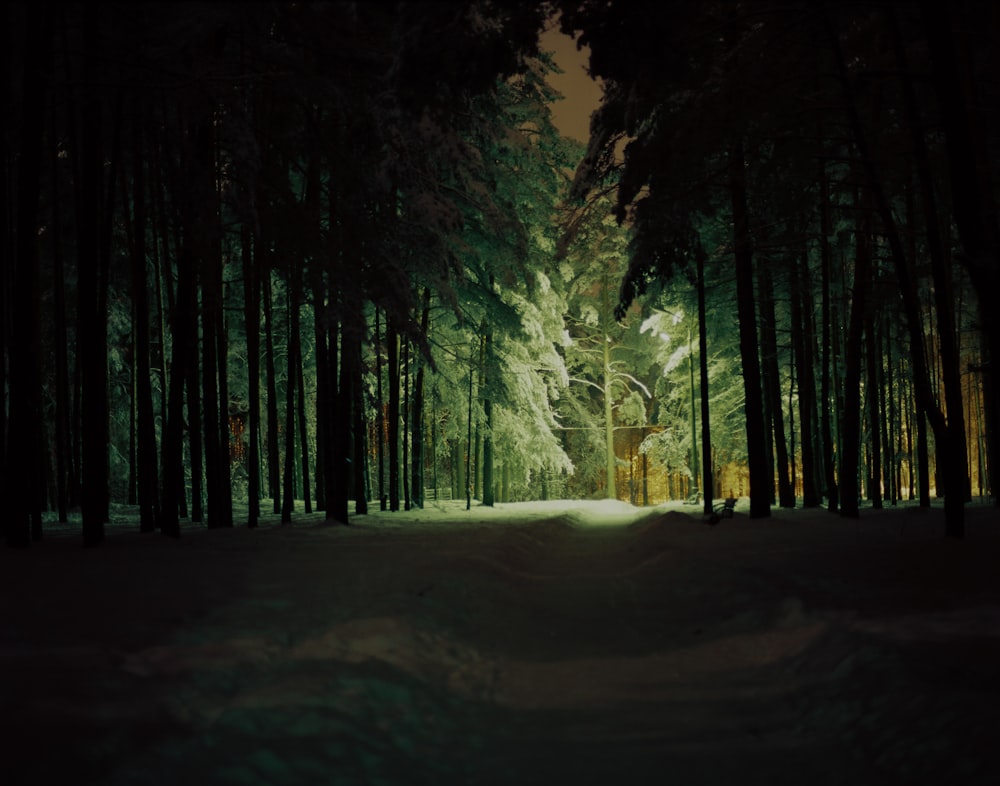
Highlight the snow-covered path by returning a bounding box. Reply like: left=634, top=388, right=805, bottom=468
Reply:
left=3, top=500, right=999, bottom=785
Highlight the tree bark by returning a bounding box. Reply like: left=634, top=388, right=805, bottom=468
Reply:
left=818, top=159, right=839, bottom=512
left=5, top=2, right=48, bottom=546
left=759, top=264, right=794, bottom=507
left=791, top=248, right=820, bottom=507
left=728, top=140, right=770, bottom=518
left=243, top=228, right=260, bottom=528
left=697, top=245, right=715, bottom=518
left=263, top=268, right=281, bottom=513
left=130, top=116, right=160, bottom=532
left=411, top=290, right=431, bottom=509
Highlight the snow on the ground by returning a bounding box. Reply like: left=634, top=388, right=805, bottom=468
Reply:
left=3, top=498, right=1000, bottom=785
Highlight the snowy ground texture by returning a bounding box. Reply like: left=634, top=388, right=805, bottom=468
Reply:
left=3, top=498, right=1000, bottom=785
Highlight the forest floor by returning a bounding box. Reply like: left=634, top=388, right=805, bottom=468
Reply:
left=3, top=497, right=1000, bottom=785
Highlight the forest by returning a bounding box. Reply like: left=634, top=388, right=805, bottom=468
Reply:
left=3, top=0, right=999, bottom=548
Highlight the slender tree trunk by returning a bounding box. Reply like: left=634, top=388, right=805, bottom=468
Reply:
left=482, top=326, right=495, bottom=508
left=184, top=302, right=203, bottom=522
left=353, top=316, right=369, bottom=517
left=243, top=229, right=260, bottom=527
left=282, top=270, right=300, bottom=523
left=5, top=3, right=48, bottom=546
left=375, top=309, right=386, bottom=509
left=840, top=187, right=872, bottom=519
left=791, top=248, right=820, bottom=507
left=729, top=140, right=770, bottom=518
left=312, top=270, right=327, bottom=512
left=160, top=241, right=195, bottom=538
left=129, top=117, right=160, bottom=532
left=819, top=159, right=839, bottom=511
left=263, top=269, right=281, bottom=513
left=334, top=314, right=354, bottom=524
left=51, top=128, right=71, bottom=524
left=411, top=289, right=430, bottom=509
left=466, top=348, right=475, bottom=511
left=759, top=265, right=794, bottom=507
left=402, top=337, right=411, bottom=510
left=388, top=316, right=401, bottom=511
left=865, top=308, right=883, bottom=509
left=697, top=246, right=715, bottom=518
left=79, top=6, right=109, bottom=545
left=296, top=316, right=311, bottom=515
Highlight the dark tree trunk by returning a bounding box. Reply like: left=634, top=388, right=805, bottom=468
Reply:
left=759, top=264, right=794, bottom=507
left=818, top=159, right=840, bottom=512
left=402, top=337, right=411, bottom=510
left=375, top=309, right=386, bottom=510
left=312, top=269, right=328, bottom=512
left=243, top=229, right=260, bottom=528
left=263, top=268, right=281, bottom=513
left=282, top=270, right=300, bottom=524
left=865, top=308, right=883, bottom=509
left=51, top=124, right=71, bottom=524
left=296, top=311, right=311, bottom=515
left=791, top=248, right=820, bottom=508
left=388, top=316, right=401, bottom=512
left=79, top=6, right=110, bottom=546
left=334, top=314, right=355, bottom=524
left=160, top=242, right=195, bottom=539
left=184, top=302, right=203, bottom=523
left=353, top=317, right=369, bottom=517
left=411, top=289, right=430, bottom=509
left=697, top=245, right=715, bottom=518
left=130, top=117, right=160, bottom=532
left=192, top=112, right=232, bottom=529
left=323, top=313, right=342, bottom=523
left=840, top=189, right=872, bottom=519
left=482, top=328, right=495, bottom=507
left=5, top=3, right=48, bottom=547
left=729, top=140, right=770, bottom=518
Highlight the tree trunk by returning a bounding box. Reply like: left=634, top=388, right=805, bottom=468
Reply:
left=243, top=228, right=260, bottom=528
left=375, top=309, right=386, bottom=510
left=79, top=5, right=109, bottom=545
left=411, top=290, right=430, bottom=509
left=728, top=140, right=770, bottom=518
left=5, top=3, right=48, bottom=546
left=388, top=316, right=401, bottom=511
left=129, top=116, right=160, bottom=532
left=791, top=248, right=820, bottom=507
left=51, top=123, right=71, bottom=525
left=263, top=269, right=281, bottom=513
left=697, top=246, right=714, bottom=518
left=865, top=307, right=883, bottom=509
left=759, top=264, right=794, bottom=507
left=839, top=187, right=872, bottom=519
left=818, top=159, right=840, bottom=512
left=282, top=271, right=300, bottom=523
left=482, top=327, right=495, bottom=508
left=402, top=337, right=411, bottom=510
left=296, top=314, right=311, bottom=515
left=353, top=316, right=369, bottom=517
